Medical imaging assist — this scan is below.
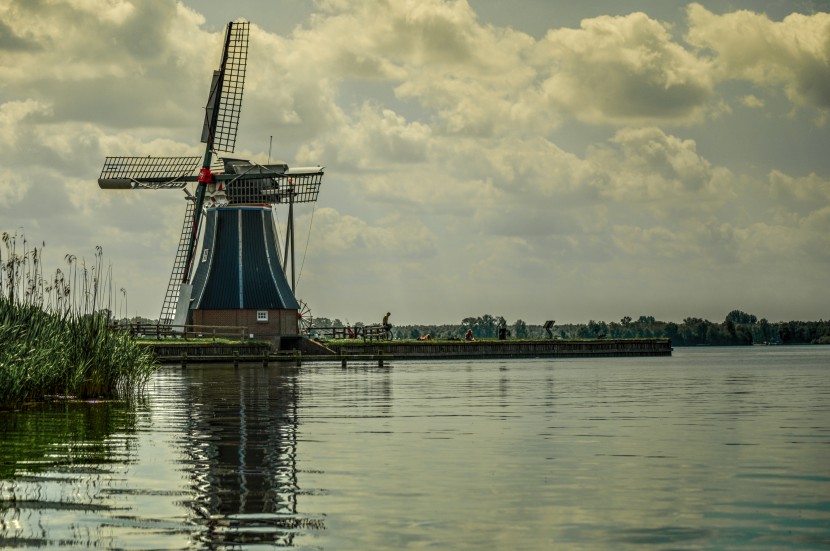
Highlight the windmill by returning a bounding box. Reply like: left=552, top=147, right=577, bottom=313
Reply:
left=97, top=20, right=323, bottom=341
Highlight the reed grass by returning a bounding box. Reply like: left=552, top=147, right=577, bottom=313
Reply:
left=0, top=232, right=157, bottom=406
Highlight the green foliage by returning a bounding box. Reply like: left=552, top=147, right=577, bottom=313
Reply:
left=725, top=309, right=758, bottom=325
left=0, top=232, right=157, bottom=406
left=514, top=319, right=529, bottom=339
left=776, top=320, right=830, bottom=344
left=461, top=314, right=506, bottom=339
left=311, top=316, right=345, bottom=328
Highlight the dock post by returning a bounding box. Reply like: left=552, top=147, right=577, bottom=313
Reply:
left=181, top=351, right=187, bottom=369
left=234, top=350, right=239, bottom=368
left=294, top=351, right=301, bottom=367
left=262, top=351, right=269, bottom=368
left=378, top=351, right=384, bottom=368
left=341, top=357, right=347, bottom=368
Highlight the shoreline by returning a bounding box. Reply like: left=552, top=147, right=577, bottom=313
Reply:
left=142, top=338, right=672, bottom=365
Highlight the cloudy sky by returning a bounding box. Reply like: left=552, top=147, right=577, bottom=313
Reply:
left=1, top=0, right=829, bottom=325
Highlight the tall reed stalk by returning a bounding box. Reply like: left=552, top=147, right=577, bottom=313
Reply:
left=0, top=232, right=157, bottom=406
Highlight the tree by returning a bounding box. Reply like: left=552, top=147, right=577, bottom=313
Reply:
left=665, top=322, right=679, bottom=343
left=757, top=318, right=771, bottom=343
left=681, top=317, right=708, bottom=345
left=312, top=317, right=332, bottom=328
left=778, top=322, right=794, bottom=344
left=461, top=314, right=505, bottom=338
left=585, top=320, right=607, bottom=338
left=736, top=325, right=753, bottom=345
left=725, top=310, right=757, bottom=325
left=513, top=319, right=528, bottom=339
left=725, top=319, right=737, bottom=340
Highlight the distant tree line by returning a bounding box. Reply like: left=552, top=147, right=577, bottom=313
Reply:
left=312, top=310, right=830, bottom=346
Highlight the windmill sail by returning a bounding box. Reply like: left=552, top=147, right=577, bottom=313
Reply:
left=186, top=20, right=250, bottom=290
left=159, top=199, right=196, bottom=324
left=201, top=21, right=249, bottom=153
left=221, top=160, right=323, bottom=204
left=98, top=156, right=201, bottom=189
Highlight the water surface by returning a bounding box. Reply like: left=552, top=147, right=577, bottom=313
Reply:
left=1, top=346, right=828, bottom=549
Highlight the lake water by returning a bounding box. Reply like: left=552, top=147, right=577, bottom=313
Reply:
left=1, top=346, right=829, bottom=549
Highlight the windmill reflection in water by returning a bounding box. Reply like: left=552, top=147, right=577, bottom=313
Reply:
left=180, top=366, right=323, bottom=546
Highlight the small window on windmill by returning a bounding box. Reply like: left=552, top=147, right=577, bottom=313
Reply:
left=257, top=310, right=268, bottom=322
left=201, top=249, right=209, bottom=263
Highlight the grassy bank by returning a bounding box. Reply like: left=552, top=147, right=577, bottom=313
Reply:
left=0, top=233, right=157, bottom=406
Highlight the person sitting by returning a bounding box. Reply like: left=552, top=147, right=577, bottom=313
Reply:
left=465, top=329, right=476, bottom=341
left=347, top=325, right=356, bottom=339
left=382, top=312, right=392, bottom=336
left=417, top=333, right=431, bottom=341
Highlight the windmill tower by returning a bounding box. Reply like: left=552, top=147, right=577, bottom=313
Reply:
left=97, top=21, right=323, bottom=342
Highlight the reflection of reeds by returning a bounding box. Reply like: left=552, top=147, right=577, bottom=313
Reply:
left=0, top=399, right=142, bottom=479
left=0, top=232, right=157, bottom=406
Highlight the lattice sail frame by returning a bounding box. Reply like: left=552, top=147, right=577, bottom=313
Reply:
left=159, top=198, right=196, bottom=324
left=98, top=156, right=201, bottom=189
left=218, top=164, right=323, bottom=206
left=202, top=21, right=248, bottom=153
left=99, top=156, right=323, bottom=203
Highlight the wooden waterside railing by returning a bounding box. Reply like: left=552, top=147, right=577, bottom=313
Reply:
left=115, top=322, right=249, bottom=341
left=308, top=325, right=391, bottom=341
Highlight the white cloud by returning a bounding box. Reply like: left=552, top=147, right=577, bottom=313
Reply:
left=303, top=207, right=437, bottom=258
left=0, top=171, right=30, bottom=205
left=768, top=170, right=830, bottom=214
left=686, top=3, right=830, bottom=119
left=537, top=12, right=714, bottom=125
left=594, top=126, right=734, bottom=213
left=739, top=94, right=764, bottom=108
left=299, top=103, right=432, bottom=170
left=766, top=171, right=830, bottom=261
left=0, top=99, right=50, bottom=149
left=294, top=0, right=548, bottom=137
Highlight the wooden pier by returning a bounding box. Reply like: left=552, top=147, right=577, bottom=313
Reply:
left=326, top=338, right=672, bottom=360
left=143, top=338, right=671, bottom=367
